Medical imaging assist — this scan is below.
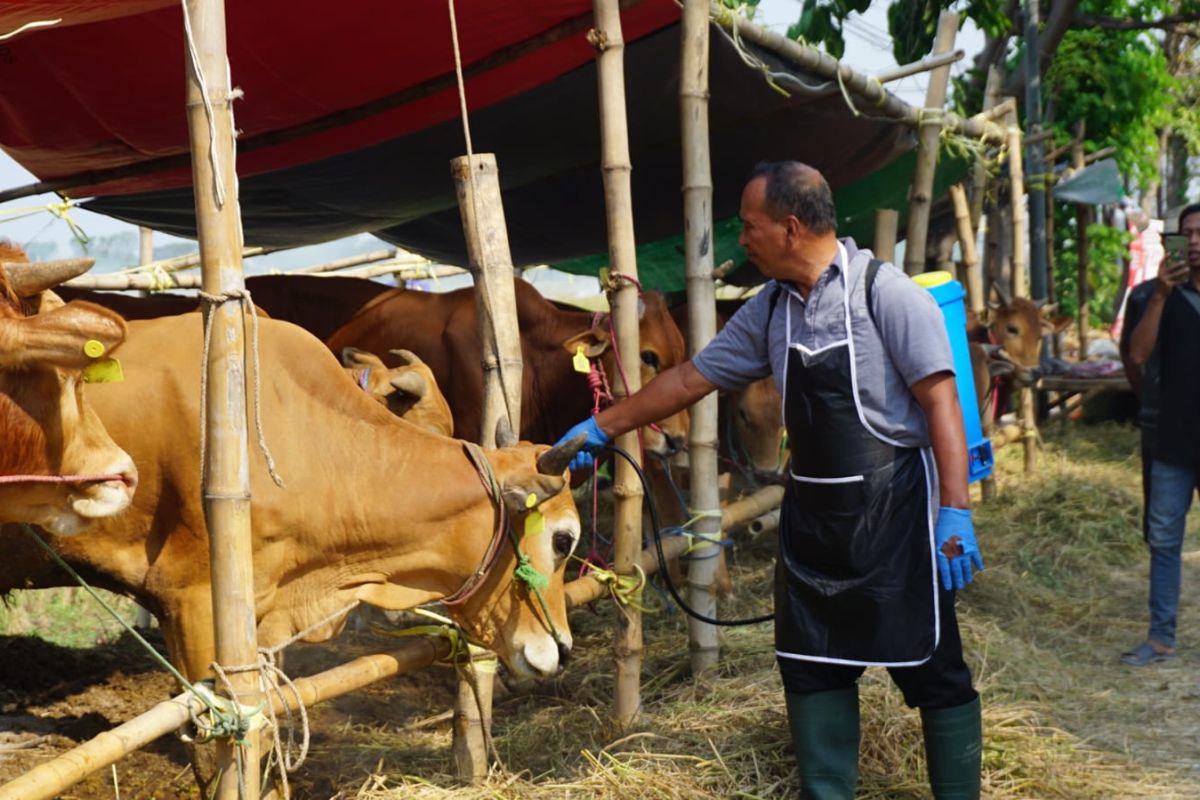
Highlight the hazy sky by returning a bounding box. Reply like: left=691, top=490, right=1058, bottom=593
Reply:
left=0, top=1, right=983, bottom=264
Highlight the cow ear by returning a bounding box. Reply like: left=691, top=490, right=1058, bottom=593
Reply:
left=342, top=347, right=384, bottom=369
left=389, top=370, right=427, bottom=400
left=500, top=474, right=566, bottom=512
left=5, top=301, right=127, bottom=370
left=562, top=328, right=609, bottom=358
left=1043, top=315, right=1073, bottom=335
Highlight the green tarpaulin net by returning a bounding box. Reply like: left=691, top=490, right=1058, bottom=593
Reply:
left=552, top=149, right=972, bottom=292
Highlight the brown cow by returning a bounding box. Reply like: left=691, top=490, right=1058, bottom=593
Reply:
left=56, top=274, right=390, bottom=339
left=1, top=314, right=584, bottom=681
left=326, top=280, right=690, bottom=452
left=341, top=346, right=454, bottom=436
left=0, top=244, right=137, bottom=532
left=967, top=293, right=1071, bottom=419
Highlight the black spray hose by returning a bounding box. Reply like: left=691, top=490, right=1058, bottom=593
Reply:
left=604, top=443, right=773, bottom=627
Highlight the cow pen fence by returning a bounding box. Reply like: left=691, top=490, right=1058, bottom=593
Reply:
left=1, top=2, right=1047, bottom=798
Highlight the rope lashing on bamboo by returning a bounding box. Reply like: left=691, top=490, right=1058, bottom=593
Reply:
left=197, top=288, right=285, bottom=488
left=180, top=0, right=244, bottom=210
left=709, top=3, right=796, bottom=97
left=675, top=508, right=729, bottom=558
left=572, top=557, right=650, bottom=619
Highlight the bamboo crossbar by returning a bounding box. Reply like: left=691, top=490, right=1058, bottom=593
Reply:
left=875, top=49, right=964, bottom=84
left=0, top=637, right=451, bottom=800
left=288, top=248, right=398, bottom=274
left=710, top=4, right=1006, bottom=145
left=720, top=485, right=785, bottom=530
left=565, top=535, right=691, bottom=608
left=116, top=246, right=275, bottom=276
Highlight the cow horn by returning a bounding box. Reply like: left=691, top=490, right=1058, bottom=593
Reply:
left=495, top=416, right=518, bottom=448
left=389, top=371, right=426, bottom=399
left=989, top=280, right=1012, bottom=308
left=388, top=348, right=421, bottom=366
left=0, top=258, right=95, bottom=297
left=537, top=432, right=587, bottom=475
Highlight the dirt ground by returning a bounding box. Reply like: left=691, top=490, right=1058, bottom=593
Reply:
left=1, top=424, right=1198, bottom=799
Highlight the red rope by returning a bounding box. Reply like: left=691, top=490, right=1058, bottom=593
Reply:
left=0, top=473, right=125, bottom=485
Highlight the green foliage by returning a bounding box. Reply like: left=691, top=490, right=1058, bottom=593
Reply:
left=1052, top=205, right=1133, bottom=327
left=789, top=0, right=872, bottom=58
left=1045, top=17, right=1174, bottom=192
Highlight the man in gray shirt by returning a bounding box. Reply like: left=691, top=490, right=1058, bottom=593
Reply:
left=556, top=161, right=983, bottom=799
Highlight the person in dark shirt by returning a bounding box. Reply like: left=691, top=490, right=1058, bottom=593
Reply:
left=1119, top=203, right=1200, bottom=666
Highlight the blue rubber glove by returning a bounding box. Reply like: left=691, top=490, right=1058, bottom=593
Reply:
left=556, top=417, right=610, bottom=473
left=934, top=507, right=984, bottom=592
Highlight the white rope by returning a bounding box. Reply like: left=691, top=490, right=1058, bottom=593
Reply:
left=198, top=289, right=285, bottom=488
left=180, top=0, right=227, bottom=209
left=447, top=0, right=474, bottom=158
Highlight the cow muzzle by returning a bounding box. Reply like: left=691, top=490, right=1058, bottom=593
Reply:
left=510, top=632, right=568, bottom=678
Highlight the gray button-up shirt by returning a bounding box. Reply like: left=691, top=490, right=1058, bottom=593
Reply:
left=693, top=238, right=954, bottom=448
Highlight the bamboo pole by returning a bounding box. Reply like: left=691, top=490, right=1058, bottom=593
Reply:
left=138, top=227, right=154, bottom=265
left=903, top=10, right=959, bottom=276
left=708, top=5, right=1005, bottom=144
left=873, top=209, right=899, bottom=263
left=117, top=245, right=274, bottom=275
left=1006, top=112, right=1037, bottom=475
left=0, top=637, right=451, bottom=800
left=875, top=50, right=964, bottom=83
left=976, top=68, right=1005, bottom=504
left=593, top=0, right=645, bottom=728
left=64, top=262, right=463, bottom=291
left=183, top=2, right=262, bottom=798
left=288, top=248, right=399, bottom=274
left=948, top=185, right=984, bottom=320
left=680, top=0, right=721, bottom=677
left=452, top=154, right=524, bottom=444
left=450, top=152, right=524, bottom=782
left=1073, top=123, right=1090, bottom=360
left=720, top=485, right=785, bottom=529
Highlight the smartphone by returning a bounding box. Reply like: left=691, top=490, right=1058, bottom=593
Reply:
left=1163, top=233, right=1188, bottom=262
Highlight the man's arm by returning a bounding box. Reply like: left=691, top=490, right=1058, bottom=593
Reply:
left=910, top=371, right=970, bottom=510
left=594, top=360, right=717, bottom=439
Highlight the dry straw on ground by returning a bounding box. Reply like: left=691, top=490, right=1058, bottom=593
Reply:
left=288, top=422, right=1199, bottom=799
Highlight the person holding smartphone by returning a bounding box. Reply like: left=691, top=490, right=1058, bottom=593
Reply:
left=1119, top=203, right=1200, bottom=666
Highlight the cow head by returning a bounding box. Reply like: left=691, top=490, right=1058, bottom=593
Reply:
left=451, top=428, right=584, bottom=678
left=0, top=246, right=137, bottom=533
left=341, top=346, right=454, bottom=436
left=729, top=377, right=785, bottom=473
left=561, top=291, right=689, bottom=456
left=982, top=292, right=1072, bottom=378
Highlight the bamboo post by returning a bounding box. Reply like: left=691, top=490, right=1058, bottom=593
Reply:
left=948, top=186, right=984, bottom=320
left=592, top=0, right=645, bottom=727
left=680, top=0, right=721, bottom=676
left=873, top=209, right=899, bottom=263
left=1073, top=123, right=1090, bottom=360
left=138, top=227, right=154, bottom=265
left=1007, top=113, right=1037, bottom=474
left=0, top=637, right=452, bottom=800
left=903, top=10, right=959, bottom=276
left=452, top=154, right=524, bottom=444
left=182, top=2, right=262, bottom=798
left=969, top=67, right=1004, bottom=234
left=449, top=153, right=524, bottom=782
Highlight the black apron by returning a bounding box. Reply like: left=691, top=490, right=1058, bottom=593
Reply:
left=775, top=247, right=938, bottom=667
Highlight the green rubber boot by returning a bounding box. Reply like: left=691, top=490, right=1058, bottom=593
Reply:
left=784, top=688, right=860, bottom=800
left=921, top=696, right=982, bottom=800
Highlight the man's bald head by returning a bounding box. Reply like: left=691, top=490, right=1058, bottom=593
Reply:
left=748, top=161, right=837, bottom=235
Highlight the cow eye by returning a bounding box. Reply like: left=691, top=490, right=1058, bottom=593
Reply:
left=552, top=531, right=575, bottom=560
left=1006, top=324, right=1020, bottom=335
left=640, top=350, right=661, bottom=370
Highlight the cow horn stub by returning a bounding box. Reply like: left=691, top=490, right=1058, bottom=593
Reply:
left=495, top=416, right=518, bottom=448
left=536, top=432, right=587, bottom=476
left=1, top=257, right=96, bottom=298
left=388, top=348, right=420, bottom=366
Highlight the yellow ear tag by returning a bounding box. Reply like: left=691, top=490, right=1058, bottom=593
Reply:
left=524, top=510, right=545, bottom=537
left=81, top=357, right=124, bottom=384
left=523, top=492, right=544, bottom=536
left=83, top=339, right=106, bottom=358
left=572, top=345, right=590, bottom=374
